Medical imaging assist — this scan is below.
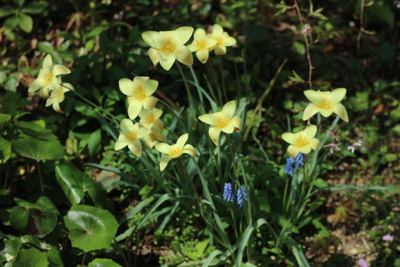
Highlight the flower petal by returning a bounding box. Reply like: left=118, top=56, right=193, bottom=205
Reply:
left=52, top=64, right=71, bottom=76
left=159, top=53, right=176, bottom=71
left=329, top=88, right=346, bottom=104
left=303, top=125, right=317, bottom=139
left=287, top=145, right=300, bottom=158
left=221, top=123, right=234, bottom=134
left=196, top=49, right=209, bottom=64
left=28, top=78, right=46, bottom=92
left=212, top=24, right=223, bottom=35
left=142, top=31, right=164, bottom=49
left=231, top=116, right=242, bottom=130
left=303, top=103, right=320, bottom=120
left=159, top=155, right=172, bottom=171
left=174, top=26, right=194, bottom=45
left=114, top=136, right=129, bottom=151
left=281, top=132, right=297, bottom=145
left=209, top=127, right=222, bottom=145
left=143, top=96, right=158, bottom=110
left=128, top=140, right=142, bottom=157
left=214, top=46, right=227, bottom=55
left=148, top=48, right=160, bottom=66
left=223, top=36, right=236, bottom=46
left=176, top=46, right=193, bottom=66
left=319, top=108, right=334, bottom=117
left=221, top=100, right=236, bottom=119
left=303, top=90, right=321, bottom=103
left=176, top=133, right=189, bottom=148
left=42, top=54, right=53, bottom=71
left=183, top=144, right=196, bottom=158
left=155, top=143, right=171, bottom=155
left=119, top=78, right=134, bottom=96
left=310, top=138, right=320, bottom=150
left=332, top=103, right=349, bottom=122
left=120, top=119, right=135, bottom=135
left=127, top=102, right=143, bottom=120
left=193, top=28, right=206, bottom=40
left=198, top=113, right=217, bottom=125
left=143, top=79, right=159, bottom=95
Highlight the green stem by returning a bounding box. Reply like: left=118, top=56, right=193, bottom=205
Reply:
left=36, top=160, right=44, bottom=193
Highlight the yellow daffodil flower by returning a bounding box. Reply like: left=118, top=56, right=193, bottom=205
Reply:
left=187, top=28, right=217, bottom=64
left=45, top=80, right=74, bottom=113
left=155, top=133, right=196, bottom=171
left=139, top=108, right=163, bottom=129
left=118, top=76, right=158, bottom=120
left=28, top=54, right=71, bottom=98
left=198, top=100, right=242, bottom=145
left=142, top=26, right=194, bottom=71
left=209, top=24, right=236, bottom=55
left=114, top=119, right=150, bottom=157
left=281, top=125, right=320, bottom=158
left=303, top=88, right=349, bottom=122
left=143, top=127, right=167, bottom=149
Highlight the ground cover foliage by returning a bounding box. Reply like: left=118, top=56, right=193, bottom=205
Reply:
left=0, top=0, right=399, bottom=266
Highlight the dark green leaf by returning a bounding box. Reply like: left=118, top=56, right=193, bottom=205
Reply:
left=0, top=5, right=15, bottom=18
left=12, top=134, right=65, bottom=161
left=0, top=91, right=31, bottom=116
left=0, top=235, right=21, bottom=262
left=86, top=27, right=108, bottom=42
left=14, top=120, right=57, bottom=139
left=64, top=205, right=119, bottom=252
left=17, top=13, right=33, bottom=33
left=37, top=41, right=54, bottom=54
left=3, top=16, right=19, bottom=32
left=13, top=248, right=49, bottom=267
left=55, top=160, right=85, bottom=205
left=21, top=1, right=47, bottom=14
left=88, top=129, right=102, bottom=156
left=0, top=137, right=11, bottom=163
left=10, top=206, right=29, bottom=233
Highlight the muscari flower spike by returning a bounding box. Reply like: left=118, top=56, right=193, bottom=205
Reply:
left=236, top=186, right=248, bottom=208
left=155, top=133, right=196, bottom=172
left=303, top=88, right=349, bottom=122
left=223, top=182, right=235, bottom=202
left=198, top=100, right=242, bottom=146
left=142, top=26, right=194, bottom=71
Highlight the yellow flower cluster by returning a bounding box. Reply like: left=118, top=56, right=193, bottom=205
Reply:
left=28, top=54, right=73, bottom=113
left=281, top=88, right=349, bottom=158
left=142, top=24, right=236, bottom=70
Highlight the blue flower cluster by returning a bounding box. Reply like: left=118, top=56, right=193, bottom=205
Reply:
left=223, top=183, right=248, bottom=208
left=284, top=152, right=306, bottom=177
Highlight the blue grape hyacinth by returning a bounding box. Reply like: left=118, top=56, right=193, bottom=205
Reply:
left=236, top=186, right=248, bottom=208
left=223, top=182, right=234, bottom=202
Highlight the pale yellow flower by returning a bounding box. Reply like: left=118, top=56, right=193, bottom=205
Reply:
left=139, top=108, right=163, bottom=129
left=114, top=119, right=150, bottom=157
left=118, top=76, right=158, bottom=120
left=281, top=125, right=320, bottom=158
left=143, top=127, right=167, bottom=149
left=198, top=100, right=242, bottom=145
left=187, top=28, right=217, bottom=64
left=28, top=54, right=71, bottom=98
left=209, top=24, right=236, bottom=55
left=142, top=26, right=194, bottom=71
left=155, top=133, right=196, bottom=171
left=303, top=88, right=349, bottom=122
left=45, top=80, right=74, bottom=113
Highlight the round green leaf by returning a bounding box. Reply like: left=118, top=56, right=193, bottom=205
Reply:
left=88, top=258, right=122, bottom=267
left=0, top=235, right=21, bottom=262
left=0, top=136, right=11, bottom=163
left=64, top=205, right=119, bottom=252
left=12, top=134, right=65, bottom=161
left=21, top=1, right=47, bottom=14
left=17, top=13, right=33, bottom=33
left=13, top=248, right=49, bottom=267
left=10, top=206, right=29, bottom=233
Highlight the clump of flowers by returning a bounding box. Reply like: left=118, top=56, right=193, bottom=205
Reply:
left=141, top=26, right=194, bottom=71
left=209, top=24, right=237, bottom=55
left=198, top=100, right=242, bottom=145
left=284, top=152, right=306, bottom=176
left=114, top=119, right=151, bottom=157
left=303, top=88, right=349, bottom=122
left=281, top=125, right=320, bottom=158
left=155, top=133, right=196, bottom=171
left=222, top=182, right=248, bottom=208
left=188, top=28, right=217, bottom=64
